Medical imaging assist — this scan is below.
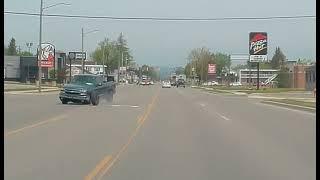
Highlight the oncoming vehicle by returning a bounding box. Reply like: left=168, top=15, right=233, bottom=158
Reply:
left=230, top=82, right=242, bottom=86
left=176, top=79, right=186, bottom=88
left=162, top=81, right=171, bottom=88
left=59, top=74, right=116, bottom=106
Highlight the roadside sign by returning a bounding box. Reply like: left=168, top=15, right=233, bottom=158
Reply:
left=120, top=66, right=126, bottom=71
left=208, top=64, right=216, bottom=74
left=68, top=52, right=86, bottom=60
left=38, top=43, right=55, bottom=67
left=249, top=32, right=268, bottom=62
left=249, top=55, right=267, bottom=62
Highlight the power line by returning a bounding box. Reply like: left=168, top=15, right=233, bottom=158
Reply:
left=4, top=11, right=316, bottom=21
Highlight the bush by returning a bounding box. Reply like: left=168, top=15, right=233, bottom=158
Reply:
left=277, top=67, right=290, bottom=88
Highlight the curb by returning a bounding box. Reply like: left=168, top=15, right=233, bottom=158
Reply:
left=4, top=88, right=60, bottom=92
left=262, top=100, right=316, bottom=112
left=5, top=89, right=61, bottom=93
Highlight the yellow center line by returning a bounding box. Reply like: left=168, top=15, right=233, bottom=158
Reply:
left=84, top=155, right=112, bottom=180
left=4, top=114, right=67, bottom=137
left=84, top=88, right=160, bottom=180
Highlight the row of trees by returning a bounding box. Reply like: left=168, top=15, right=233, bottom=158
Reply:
left=91, top=33, right=133, bottom=74
left=4, top=38, right=33, bottom=56
left=184, top=47, right=231, bottom=82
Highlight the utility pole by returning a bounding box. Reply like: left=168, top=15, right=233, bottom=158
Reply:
left=257, top=62, right=260, bottom=90
left=38, top=0, right=43, bottom=92
left=81, top=28, right=84, bottom=74
left=102, top=41, right=104, bottom=76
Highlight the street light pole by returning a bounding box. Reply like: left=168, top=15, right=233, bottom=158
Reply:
left=81, top=28, right=84, bottom=74
left=37, top=1, right=70, bottom=92
left=38, top=0, right=43, bottom=92
left=102, top=41, right=105, bottom=77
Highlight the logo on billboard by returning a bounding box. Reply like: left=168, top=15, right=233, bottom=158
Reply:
left=208, top=64, right=216, bottom=74
left=249, top=32, right=267, bottom=62
left=249, top=32, right=267, bottom=55
left=68, top=52, right=86, bottom=60
left=38, top=43, right=55, bottom=67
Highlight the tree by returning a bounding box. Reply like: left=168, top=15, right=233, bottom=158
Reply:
left=117, top=33, right=132, bottom=67
left=297, top=58, right=313, bottom=65
left=187, top=47, right=215, bottom=81
left=7, top=38, right=17, bottom=55
left=175, top=67, right=184, bottom=75
left=91, top=35, right=133, bottom=73
left=277, top=67, right=290, bottom=88
left=18, top=51, right=33, bottom=56
left=185, top=48, right=232, bottom=83
left=214, top=52, right=231, bottom=77
left=270, top=47, right=286, bottom=69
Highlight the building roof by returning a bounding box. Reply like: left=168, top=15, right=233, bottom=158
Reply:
left=239, top=69, right=279, bottom=71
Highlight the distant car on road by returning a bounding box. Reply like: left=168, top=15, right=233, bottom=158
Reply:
left=211, top=81, right=219, bottom=85
left=176, top=79, right=186, bottom=88
left=230, top=82, right=242, bottom=86
left=162, top=81, right=171, bottom=88
left=59, top=74, right=115, bottom=106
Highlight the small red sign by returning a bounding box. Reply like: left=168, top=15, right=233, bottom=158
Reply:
left=208, top=64, right=216, bottom=74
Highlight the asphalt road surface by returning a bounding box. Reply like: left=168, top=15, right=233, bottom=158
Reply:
left=4, top=84, right=316, bottom=180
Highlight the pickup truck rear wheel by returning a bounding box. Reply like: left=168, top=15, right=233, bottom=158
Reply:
left=91, top=93, right=99, bottom=106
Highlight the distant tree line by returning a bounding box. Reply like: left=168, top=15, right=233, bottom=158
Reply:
left=4, top=37, right=33, bottom=56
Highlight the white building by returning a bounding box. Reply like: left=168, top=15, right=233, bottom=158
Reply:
left=239, top=69, right=279, bottom=85
left=66, top=64, right=107, bottom=76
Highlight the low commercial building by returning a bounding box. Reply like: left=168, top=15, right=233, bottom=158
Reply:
left=239, top=69, right=279, bottom=85
left=4, top=51, right=67, bottom=83
left=305, top=64, right=316, bottom=91
left=4, top=56, right=20, bottom=81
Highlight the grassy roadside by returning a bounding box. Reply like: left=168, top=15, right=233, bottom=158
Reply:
left=263, top=99, right=316, bottom=108
left=5, top=87, right=60, bottom=92
left=261, top=99, right=316, bottom=113
left=237, top=88, right=306, bottom=94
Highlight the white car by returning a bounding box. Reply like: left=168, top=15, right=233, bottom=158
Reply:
left=162, top=81, right=171, bottom=88
left=231, top=82, right=242, bottom=86
left=211, top=81, right=219, bottom=85
left=150, top=81, right=154, bottom=85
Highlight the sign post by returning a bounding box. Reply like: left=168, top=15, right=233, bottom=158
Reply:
left=38, top=43, right=55, bottom=68
left=249, top=32, right=267, bottom=90
left=208, top=64, right=216, bottom=82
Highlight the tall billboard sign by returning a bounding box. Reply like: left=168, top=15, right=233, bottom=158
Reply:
left=38, top=43, right=55, bottom=67
left=208, top=64, right=216, bottom=74
left=249, top=32, right=267, bottom=62
left=68, top=52, right=86, bottom=60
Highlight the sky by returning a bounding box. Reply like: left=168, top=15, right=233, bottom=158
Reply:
left=4, top=0, right=316, bottom=67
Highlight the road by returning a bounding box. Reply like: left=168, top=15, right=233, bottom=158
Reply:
left=4, top=84, right=316, bottom=180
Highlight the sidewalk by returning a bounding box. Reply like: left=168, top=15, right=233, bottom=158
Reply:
left=193, top=86, right=316, bottom=103
left=4, top=83, right=60, bottom=92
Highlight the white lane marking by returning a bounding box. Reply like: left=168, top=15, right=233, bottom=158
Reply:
left=217, top=113, right=231, bottom=121
left=263, top=100, right=316, bottom=110
left=255, top=102, right=316, bottom=116
left=110, top=105, right=140, bottom=108
left=199, top=103, right=206, bottom=107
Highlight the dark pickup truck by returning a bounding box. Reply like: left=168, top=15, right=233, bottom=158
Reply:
left=59, top=74, right=116, bottom=105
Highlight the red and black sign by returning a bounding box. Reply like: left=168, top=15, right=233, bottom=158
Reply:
left=249, top=32, right=267, bottom=55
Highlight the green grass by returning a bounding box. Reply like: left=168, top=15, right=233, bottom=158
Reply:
left=207, top=89, right=233, bottom=94
left=264, top=99, right=316, bottom=108
left=4, top=87, right=60, bottom=92
left=237, top=88, right=306, bottom=94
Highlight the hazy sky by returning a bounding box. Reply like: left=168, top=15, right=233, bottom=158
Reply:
left=4, top=0, right=316, bottom=67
